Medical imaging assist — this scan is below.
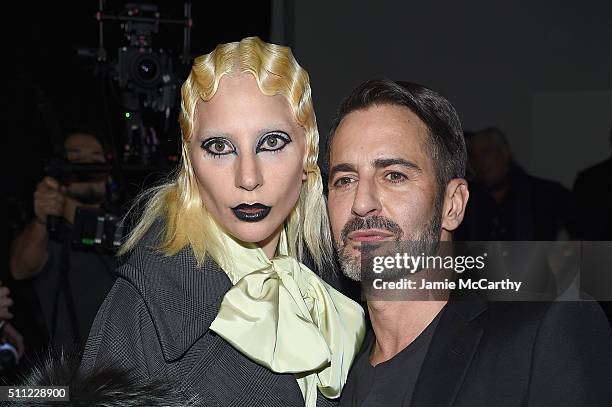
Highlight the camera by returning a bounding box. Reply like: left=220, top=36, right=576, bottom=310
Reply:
left=117, top=46, right=175, bottom=112
left=43, top=158, right=126, bottom=254
left=118, top=48, right=172, bottom=94
left=72, top=207, right=125, bottom=254
left=79, top=1, right=192, bottom=168
left=115, top=3, right=178, bottom=113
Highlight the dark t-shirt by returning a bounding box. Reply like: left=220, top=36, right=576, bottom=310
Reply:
left=340, top=308, right=444, bottom=407
left=33, top=235, right=117, bottom=350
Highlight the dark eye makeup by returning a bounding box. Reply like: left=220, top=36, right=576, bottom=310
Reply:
left=256, top=131, right=292, bottom=153
left=200, top=137, right=236, bottom=157
left=200, top=131, right=292, bottom=157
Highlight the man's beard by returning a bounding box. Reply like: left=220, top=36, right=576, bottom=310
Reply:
left=334, top=197, right=443, bottom=282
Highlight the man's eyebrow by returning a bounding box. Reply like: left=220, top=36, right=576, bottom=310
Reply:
left=373, top=157, right=422, bottom=172
left=329, top=163, right=357, bottom=179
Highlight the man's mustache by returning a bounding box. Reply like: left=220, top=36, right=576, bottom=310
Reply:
left=340, top=215, right=404, bottom=244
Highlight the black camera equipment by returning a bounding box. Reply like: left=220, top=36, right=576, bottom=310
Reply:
left=72, top=207, right=124, bottom=253
left=44, top=158, right=116, bottom=247
left=44, top=158, right=126, bottom=254
left=79, top=0, right=192, bottom=169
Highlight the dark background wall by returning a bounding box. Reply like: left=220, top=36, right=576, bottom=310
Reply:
left=287, top=0, right=612, bottom=187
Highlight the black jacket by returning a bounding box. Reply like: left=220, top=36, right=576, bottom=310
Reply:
left=344, top=292, right=612, bottom=406
left=79, top=226, right=336, bottom=406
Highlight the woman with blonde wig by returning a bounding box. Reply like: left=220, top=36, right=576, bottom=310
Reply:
left=79, top=37, right=365, bottom=406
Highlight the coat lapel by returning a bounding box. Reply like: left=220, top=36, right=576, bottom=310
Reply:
left=119, top=223, right=233, bottom=363
left=410, top=293, right=487, bottom=407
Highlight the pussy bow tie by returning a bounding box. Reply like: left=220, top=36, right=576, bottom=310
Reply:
left=209, top=230, right=365, bottom=407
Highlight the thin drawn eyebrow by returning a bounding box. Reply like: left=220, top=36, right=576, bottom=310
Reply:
left=200, top=131, right=234, bottom=140
left=200, top=125, right=292, bottom=140
left=257, top=127, right=292, bottom=137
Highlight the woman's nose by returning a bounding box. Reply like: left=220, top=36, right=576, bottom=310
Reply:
left=235, top=154, right=263, bottom=191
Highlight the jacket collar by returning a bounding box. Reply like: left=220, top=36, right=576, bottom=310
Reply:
left=410, top=290, right=488, bottom=407
left=119, top=224, right=232, bottom=362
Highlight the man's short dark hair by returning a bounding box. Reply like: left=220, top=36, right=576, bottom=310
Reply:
left=327, top=79, right=466, bottom=193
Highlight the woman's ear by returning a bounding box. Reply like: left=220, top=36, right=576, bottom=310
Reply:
left=302, top=168, right=308, bottom=182
left=441, top=178, right=470, bottom=233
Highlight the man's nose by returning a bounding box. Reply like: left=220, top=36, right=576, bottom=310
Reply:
left=235, top=153, right=263, bottom=191
left=351, top=177, right=381, bottom=217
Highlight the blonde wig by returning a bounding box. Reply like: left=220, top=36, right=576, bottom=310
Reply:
left=120, top=36, right=332, bottom=270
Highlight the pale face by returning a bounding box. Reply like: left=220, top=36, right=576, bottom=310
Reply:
left=189, top=73, right=306, bottom=256
left=63, top=133, right=107, bottom=205
left=327, top=104, right=443, bottom=280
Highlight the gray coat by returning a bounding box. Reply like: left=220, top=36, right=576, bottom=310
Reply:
left=79, top=225, right=337, bottom=406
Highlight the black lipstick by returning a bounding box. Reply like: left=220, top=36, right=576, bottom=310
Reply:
left=231, top=203, right=272, bottom=222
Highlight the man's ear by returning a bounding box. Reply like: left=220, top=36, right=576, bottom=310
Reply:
left=441, top=178, right=469, bottom=232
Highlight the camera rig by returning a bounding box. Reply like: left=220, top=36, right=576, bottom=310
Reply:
left=80, top=0, right=192, bottom=168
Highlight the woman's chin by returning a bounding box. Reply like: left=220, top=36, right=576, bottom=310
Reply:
left=226, top=223, right=281, bottom=246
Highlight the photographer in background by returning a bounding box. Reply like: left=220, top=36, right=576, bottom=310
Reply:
left=9, top=128, right=117, bottom=352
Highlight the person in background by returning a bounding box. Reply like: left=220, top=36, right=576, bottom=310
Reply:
left=9, top=128, right=117, bottom=351
left=456, top=127, right=571, bottom=241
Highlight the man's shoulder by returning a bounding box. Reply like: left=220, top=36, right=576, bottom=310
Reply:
left=528, top=300, right=612, bottom=344
left=437, top=296, right=612, bottom=360
left=481, top=300, right=611, bottom=341
left=576, top=156, right=612, bottom=180
left=433, top=299, right=612, bottom=405
left=574, top=157, right=612, bottom=192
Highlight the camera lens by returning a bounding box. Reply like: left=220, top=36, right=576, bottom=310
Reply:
left=132, top=53, right=161, bottom=87
left=138, top=58, right=158, bottom=81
